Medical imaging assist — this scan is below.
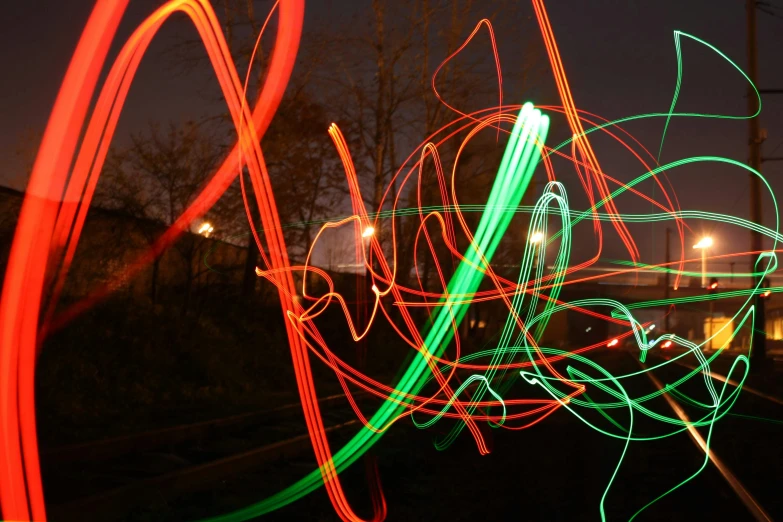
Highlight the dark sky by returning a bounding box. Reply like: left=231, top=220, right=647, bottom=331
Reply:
left=1, top=0, right=783, bottom=269
left=540, top=1, right=783, bottom=269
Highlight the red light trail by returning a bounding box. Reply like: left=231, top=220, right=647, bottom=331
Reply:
left=0, top=1, right=776, bottom=521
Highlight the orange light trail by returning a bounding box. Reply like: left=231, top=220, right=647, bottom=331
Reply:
left=0, top=1, right=774, bottom=521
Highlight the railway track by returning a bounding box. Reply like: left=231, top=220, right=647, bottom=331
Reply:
left=43, top=391, right=361, bottom=465
left=641, top=350, right=783, bottom=521
left=43, top=392, right=369, bottom=521
left=40, top=354, right=782, bottom=521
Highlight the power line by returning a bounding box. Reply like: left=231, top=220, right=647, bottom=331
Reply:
left=757, top=1, right=783, bottom=19
left=757, top=0, right=783, bottom=10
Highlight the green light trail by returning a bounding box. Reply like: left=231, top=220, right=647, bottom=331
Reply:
left=202, top=102, right=549, bottom=521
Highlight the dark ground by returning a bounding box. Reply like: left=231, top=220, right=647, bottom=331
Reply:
left=79, top=349, right=781, bottom=522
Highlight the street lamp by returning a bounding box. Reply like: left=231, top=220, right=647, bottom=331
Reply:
left=693, top=236, right=713, bottom=288
left=530, top=231, right=544, bottom=272
left=198, top=222, right=214, bottom=237
left=362, top=225, right=375, bottom=276
left=358, top=225, right=375, bottom=366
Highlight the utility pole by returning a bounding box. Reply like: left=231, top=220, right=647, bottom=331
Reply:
left=665, top=227, right=670, bottom=332
left=747, top=0, right=767, bottom=364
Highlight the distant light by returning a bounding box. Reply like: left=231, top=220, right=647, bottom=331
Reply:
left=362, top=226, right=375, bottom=238
left=607, top=338, right=619, bottom=348
left=371, top=284, right=379, bottom=293
left=709, top=282, right=718, bottom=290
left=762, top=290, right=771, bottom=298
left=649, top=324, right=655, bottom=331
left=662, top=340, right=672, bottom=349
left=530, top=231, right=544, bottom=244
left=585, top=327, right=592, bottom=333
left=198, top=222, right=214, bottom=237
left=693, top=237, right=713, bottom=249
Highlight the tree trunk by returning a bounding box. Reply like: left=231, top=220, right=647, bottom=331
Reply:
left=372, top=0, right=388, bottom=244
left=242, top=227, right=258, bottom=299
left=151, top=257, right=160, bottom=305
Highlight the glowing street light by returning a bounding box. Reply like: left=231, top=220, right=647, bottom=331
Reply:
left=530, top=231, right=544, bottom=272
left=362, top=226, right=375, bottom=281
left=198, top=222, right=214, bottom=237
left=607, top=338, right=619, bottom=348
left=693, top=236, right=713, bottom=288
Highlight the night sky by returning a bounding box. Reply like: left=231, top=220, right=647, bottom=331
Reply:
left=2, top=0, right=783, bottom=270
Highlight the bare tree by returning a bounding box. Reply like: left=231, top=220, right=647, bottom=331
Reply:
left=263, top=96, right=344, bottom=260
left=311, top=1, right=540, bottom=291
left=98, top=121, right=233, bottom=309
left=166, top=0, right=543, bottom=293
